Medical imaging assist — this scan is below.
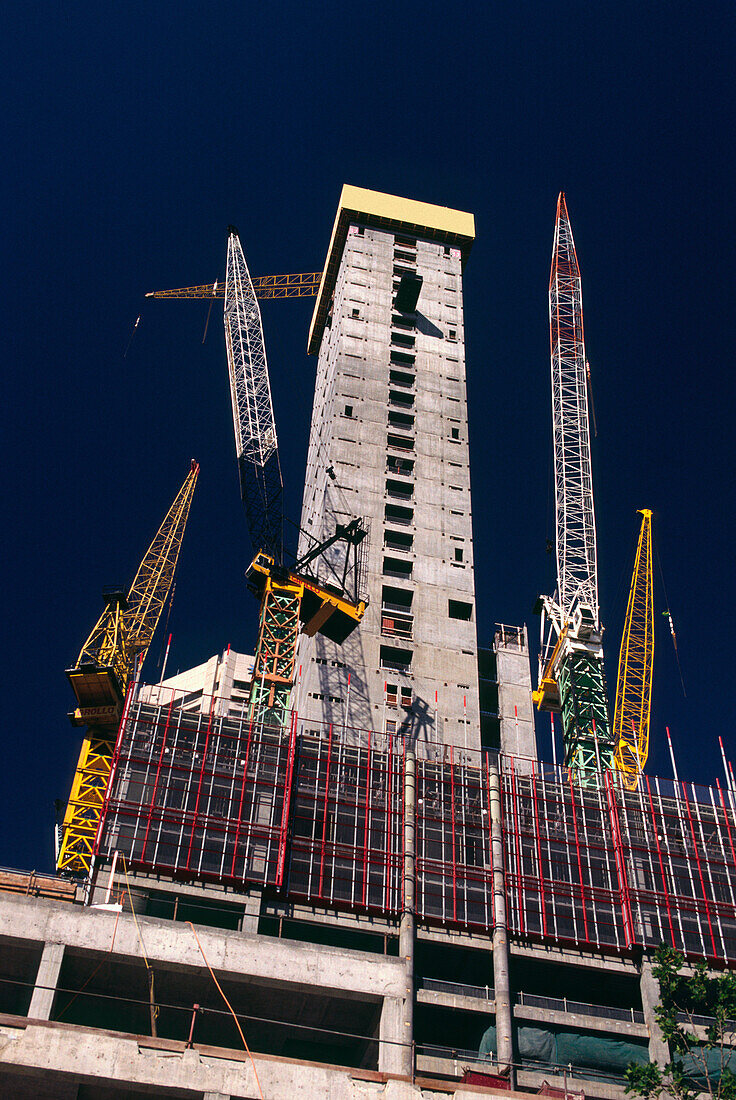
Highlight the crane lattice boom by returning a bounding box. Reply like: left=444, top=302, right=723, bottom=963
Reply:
left=146, top=272, right=321, bottom=300
left=58, top=462, right=199, bottom=877
left=550, top=193, right=599, bottom=624
left=224, top=228, right=283, bottom=558
left=535, top=194, right=613, bottom=782
left=613, top=510, right=655, bottom=789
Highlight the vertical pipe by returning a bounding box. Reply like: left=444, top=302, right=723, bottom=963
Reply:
left=399, top=737, right=416, bottom=1078
left=489, top=761, right=514, bottom=1086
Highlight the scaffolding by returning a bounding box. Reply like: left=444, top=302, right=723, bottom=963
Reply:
left=96, top=691, right=736, bottom=965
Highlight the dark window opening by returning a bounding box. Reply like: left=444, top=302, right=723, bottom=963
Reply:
left=391, top=332, right=415, bottom=348
left=382, top=585, right=413, bottom=609
left=383, top=556, right=413, bottom=579
left=384, top=528, right=414, bottom=551
left=388, top=410, right=414, bottom=430
left=351, top=308, right=360, bottom=318
left=344, top=404, right=354, bottom=417
left=387, top=433, right=414, bottom=451
left=394, top=250, right=416, bottom=265
left=386, top=455, right=414, bottom=476
left=386, top=478, right=413, bottom=500
left=385, top=503, right=413, bottom=526
left=380, top=644, right=413, bottom=672
left=449, top=600, right=473, bottom=621
left=454, top=547, right=464, bottom=562
left=451, top=427, right=460, bottom=440
left=390, top=349, right=416, bottom=367
left=389, top=369, right=415, bottom=388
left=389, top=389, right=414, bottom=409
left=395, top=234, right=416, bottom=248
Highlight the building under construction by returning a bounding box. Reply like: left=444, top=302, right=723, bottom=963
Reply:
left=0, top=188, right=734, bottom=1100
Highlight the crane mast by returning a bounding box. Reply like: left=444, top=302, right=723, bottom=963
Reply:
left=534, top=194, right=614, bottom=781
left=613, top=510, right=655, bottom=789
left=58, top=462, right=199, bottom=876
left=223, top=229, right=366, bottom=730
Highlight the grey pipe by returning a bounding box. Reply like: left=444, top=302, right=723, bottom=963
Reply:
left=489, top=760, right=514, bottom=1085
left=399, top=741, right=416, bottom=1077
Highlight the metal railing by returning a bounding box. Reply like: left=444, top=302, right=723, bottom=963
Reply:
left=421, top=977, right=494, bottom=1001
left=516, top=991, right=645, bottom=1025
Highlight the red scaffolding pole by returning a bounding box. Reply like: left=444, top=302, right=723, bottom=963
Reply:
left=276, top=711, right=298, bottom=888
left=140, top=694, right=175, bottom=862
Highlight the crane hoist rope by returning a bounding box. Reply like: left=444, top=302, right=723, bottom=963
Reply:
left=57, top=461, right=199, bottom=877
left=613, top=509, right=655, bottom=790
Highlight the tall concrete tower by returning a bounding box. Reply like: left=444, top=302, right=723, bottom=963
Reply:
left=296, top=186, right=479, bottom=753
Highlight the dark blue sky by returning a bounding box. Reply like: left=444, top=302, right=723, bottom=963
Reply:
left=2, top=4, right=734, bottom=871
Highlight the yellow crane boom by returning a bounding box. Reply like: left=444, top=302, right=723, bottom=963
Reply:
left=58, top=461, right=199, bottom=877
left=613, top=509, right=655, bottom=790
left=146, top=272, right=322, bottom=301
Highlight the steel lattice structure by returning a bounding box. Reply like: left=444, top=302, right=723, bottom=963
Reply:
left=614, top=510, right=655, bottom=789
left=549, top=194, right=599, bottom=624
left=146, top=272, right=322, bottom=301
left=96, top=694, right=736, bottom=966
left=58, top=462, right=199, bottom=877
left=224, top=228, right=283, bottom=559
left=536, top=195, right=613, bottom=781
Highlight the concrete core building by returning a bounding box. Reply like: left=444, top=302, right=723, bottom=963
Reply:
left=296, top=186, right=481, bottom=754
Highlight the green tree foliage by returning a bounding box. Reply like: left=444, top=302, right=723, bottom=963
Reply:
left=626, top=945, right=736, bottom=1100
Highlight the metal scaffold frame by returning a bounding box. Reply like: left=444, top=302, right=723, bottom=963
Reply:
left=95, top=692, right=736, bottom=966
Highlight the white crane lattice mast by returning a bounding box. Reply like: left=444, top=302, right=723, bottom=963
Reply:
left=535, top=194, right=614, bottom=781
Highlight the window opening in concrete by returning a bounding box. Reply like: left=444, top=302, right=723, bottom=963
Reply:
left=454, top=547, right=464, bottom=562
left=386, top=479, right=413, bottom=501
left=0, top=940, right=41, bottom=1017
left=386, top=455, right=414, bottom=476
left=384, top=528, right=413, bottom=552
left=394, top=250, right=416, bottom=265
left=387, top=432, right=414, bottom=452
left=389, top=369, right=415, bottom=388
left=143, top=889, right=245, bottom=931
left=395, top=234, right=417, bottom=248
left=351, top=308, right=360, bottom=318
left=451, top=427, right=460, bottom=440
left=382, top=585, right=413, bottom=609
left=344, top=404, right=354, bottom=417
left=259, top=913, right=398, bottom=956
left=449, top=600, right=473, bottom=622
left=449, top=329, right=457, bottom=340
left=389, top=390, right=414, bottom=411
left=390, top=349, right=416, bottom=366
left=391, top=332, right=415, bottom=348
left=388, top=410, right=414, bottom=430
left=383, top=556, right=413, bottom=579
left=391, top=314, right=414, bottom=330
left=384, top=503, right=413, bottom=526
left=380, top=645, right=413, bottom=672
left=401, top=686, right=412, bottom=708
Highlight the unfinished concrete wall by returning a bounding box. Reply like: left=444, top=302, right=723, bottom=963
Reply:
left=296, top=204, right=481, bottom=754
left=494, top=625, right=536, bottom=763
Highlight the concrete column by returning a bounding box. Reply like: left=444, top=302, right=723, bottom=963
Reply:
left=489, top=762, right=514, bottom=1086
left=29, top=941, right=65, bottom=1020
left=379, top=995, right=405, bottom=1074
left=640, top=957, right=669, bottom=1067
left=240, top=889, right=261, bottom=935
left=398, top=742, right=416, bottom=1077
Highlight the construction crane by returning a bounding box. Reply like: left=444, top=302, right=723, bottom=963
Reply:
left=57, top=461, right=199, bottom=876
left=613, top=510, right=655, bottom=789
left=146, top=272, right=322, bottom=301
left=222, top=228, right=366, bottom=729
left=533, top=194, right=615, bottom=781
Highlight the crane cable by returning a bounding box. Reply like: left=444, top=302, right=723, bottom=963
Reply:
left=654, top=537, right=686, bottom=698
left=185, top=921, right=265, bottom=1100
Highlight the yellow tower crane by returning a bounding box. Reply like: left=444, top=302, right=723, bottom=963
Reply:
left=613, top=509, right=655, bottom=790
left=145, top=272, right=322, bottom=301
left=57, top=461, right=199, bottom=876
